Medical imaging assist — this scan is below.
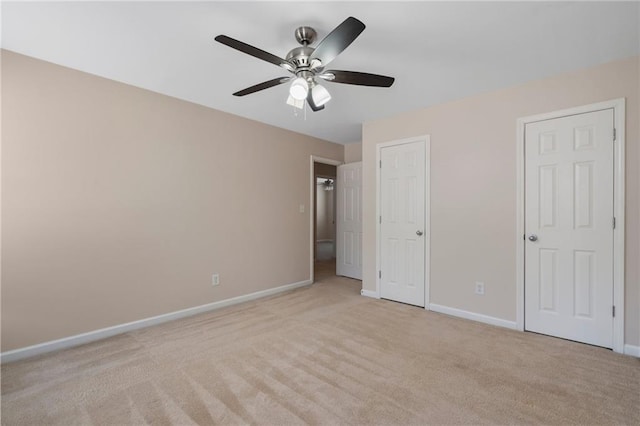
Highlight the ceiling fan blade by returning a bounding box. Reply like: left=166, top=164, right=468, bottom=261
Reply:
left=233, top=77, right=291, bottom=97
left=215, top=35, right=294, bottom=71
left=321, top=70, right=395, bottom=87
left=310, top=17, right=365, bottom=68
left=307, top=90, right=325, bottom=112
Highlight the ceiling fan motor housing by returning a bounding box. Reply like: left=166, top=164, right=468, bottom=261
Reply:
left=286, top=46, right=315, bottom=70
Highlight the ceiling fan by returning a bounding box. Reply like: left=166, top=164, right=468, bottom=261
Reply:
left=214, top=17, right=395, bottom=112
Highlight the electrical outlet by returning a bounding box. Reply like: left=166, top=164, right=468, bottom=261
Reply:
left=212, top=273, right=220, bottom=287
left=475, top=281, right=485, bottom=295
left=299, top=204, right=305, bottom=213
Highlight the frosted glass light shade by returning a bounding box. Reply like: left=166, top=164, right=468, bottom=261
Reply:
left=286, top=95, right=305, bottom=109
left=311, top=84, right=331, bottom=106
left=289, top=77, right=309, bottom=100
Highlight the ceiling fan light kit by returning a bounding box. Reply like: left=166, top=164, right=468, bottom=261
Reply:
left=214, top=16, right=395, bottom=113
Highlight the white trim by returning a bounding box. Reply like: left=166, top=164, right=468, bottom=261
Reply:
left=309, top=156, right=342, bottom=282
left=611, top=100, right=626, bottom=354
left=1, top=279, right=312, bottom=364
left=516, top=117, right=526, bottom=332
left=424, top=140, right=431, bottom=308
left=429, top=303, right=518, bottom=330
left=360, top=289, right=380, bottom=299
left=375, top=136, right=431, bottom=306
left=515, top=98, right=625, bottom=353
left=624, top=344, right=640, bottom=358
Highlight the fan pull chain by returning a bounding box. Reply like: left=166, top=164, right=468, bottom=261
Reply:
left=290, top=101, right=307, bottom=119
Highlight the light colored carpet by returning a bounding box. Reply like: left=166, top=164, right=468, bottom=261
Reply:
left=2, top=273, right=639, bottom=425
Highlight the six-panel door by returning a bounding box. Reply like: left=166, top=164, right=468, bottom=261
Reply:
left=337, top=162, right=363, bottom=280
left=524, top=109, right=614, bottom=348
left=380, top=141, right=426, bottom=307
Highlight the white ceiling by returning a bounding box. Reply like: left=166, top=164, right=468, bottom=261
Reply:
left=2, top=1, right=638, bottom=144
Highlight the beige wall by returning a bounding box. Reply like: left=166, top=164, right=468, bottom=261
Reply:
left=363, top=56, right=640, bottom=346
left=344, top=143, right=362, bottom=163
left=1, top=50, right=343, bottom=351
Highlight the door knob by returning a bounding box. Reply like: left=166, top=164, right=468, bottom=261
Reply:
left=416, top=230, right=423, bottom=236
left=528, top=234, right=538, bottom=242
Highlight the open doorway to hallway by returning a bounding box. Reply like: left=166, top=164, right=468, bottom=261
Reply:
left=314, top=162, right=337, bottom=281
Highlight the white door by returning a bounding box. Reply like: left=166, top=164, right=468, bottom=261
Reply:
left=525, top=108, right=614, bottom=348
left=380, top=140, right=426, bottom=307
left=336, top=162, right=362, bottom=279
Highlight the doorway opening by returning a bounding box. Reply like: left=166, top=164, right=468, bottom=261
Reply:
left=314, top=164, right=337, bottom=281
left=309, top=156, right=341, bottom=282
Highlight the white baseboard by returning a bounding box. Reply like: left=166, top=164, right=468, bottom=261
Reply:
left=429, top=303, right=518, bottom=330
left=624, top=344, right=640, bottom=357
left=360, top=289, right=380, bottom=299
left=1, top=279, right=312, bottom=364
left=429, top=305, right=639, bottom=356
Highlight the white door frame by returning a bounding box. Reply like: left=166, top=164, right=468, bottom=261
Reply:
left=310, top=156, right=342, bottom=283
left=375, top=135, right=431, bottom=307
left=515, top=98, right=625, bottom=353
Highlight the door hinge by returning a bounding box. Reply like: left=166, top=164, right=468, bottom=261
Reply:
left=379, top=270, right=381, bottom=279
left=613, top=128, right=616, bottom=141
left=523, top=234, right=526, bottom=240
left=612, top=305, right=616, bottom=317
left=379, top=160, right=382, bottom=168
left=613, top=217, right=616, bottom=229
left=379, top=216, right=382, bottom=224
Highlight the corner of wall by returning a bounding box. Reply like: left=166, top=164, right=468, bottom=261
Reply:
left=344, top=142, right=363, bottom=163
